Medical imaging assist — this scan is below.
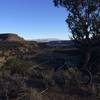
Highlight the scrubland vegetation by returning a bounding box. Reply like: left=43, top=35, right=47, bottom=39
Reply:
left=0, top=40, right=100, bottom=100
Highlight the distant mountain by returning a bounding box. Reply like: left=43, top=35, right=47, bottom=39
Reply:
left=46, top=40, right=75, bottom=47
left=34, top=38, right=60, bottom=43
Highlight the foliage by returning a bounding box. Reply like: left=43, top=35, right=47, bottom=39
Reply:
left=53, top=0, right=100, bottom=77
left=53, top=0, right=100, bottom=42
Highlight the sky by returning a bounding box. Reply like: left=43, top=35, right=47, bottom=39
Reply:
left=0, top=0, right=70, bottom=40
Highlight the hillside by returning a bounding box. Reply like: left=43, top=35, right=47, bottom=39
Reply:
left=0, top=34, right=100, bottom=100
left=0, top=33, right=39, bottom=65
left=0, top=33, right=25, bottom=43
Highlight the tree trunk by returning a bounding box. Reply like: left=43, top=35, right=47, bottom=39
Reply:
left=83, top=51, right=91, bottom=69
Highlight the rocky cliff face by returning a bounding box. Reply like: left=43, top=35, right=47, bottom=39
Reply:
left=0, top=33, right=39, bottom=65
left=0, top=33, right=24, bottom=43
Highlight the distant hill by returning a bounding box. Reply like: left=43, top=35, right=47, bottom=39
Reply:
left=0, top=33, right=75, bottom=48
left=0, top=33, right=24, bottom=43
left=34, top=38, right=60, bottom=43
left=46, top=40, right=75, bottom=46
left=0, top=33, right=39, bottom=52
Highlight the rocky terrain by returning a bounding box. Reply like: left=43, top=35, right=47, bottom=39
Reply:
left=0, top=33, right=24, bottom=43
left=0, top=33, right=39, bottom=65
left=0, top=33, right=100, bottom=100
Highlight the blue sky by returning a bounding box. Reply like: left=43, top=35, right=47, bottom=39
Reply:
left=0, top=0, right=70, bottom=40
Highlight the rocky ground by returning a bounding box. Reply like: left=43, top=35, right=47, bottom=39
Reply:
left=0, top=33, right=100, bottom=100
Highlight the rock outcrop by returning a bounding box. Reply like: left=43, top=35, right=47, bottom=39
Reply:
left=0, top=33, right=24, bottom=43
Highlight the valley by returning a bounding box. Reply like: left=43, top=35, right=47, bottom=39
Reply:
left=0, top=33, right=100, bottom=100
